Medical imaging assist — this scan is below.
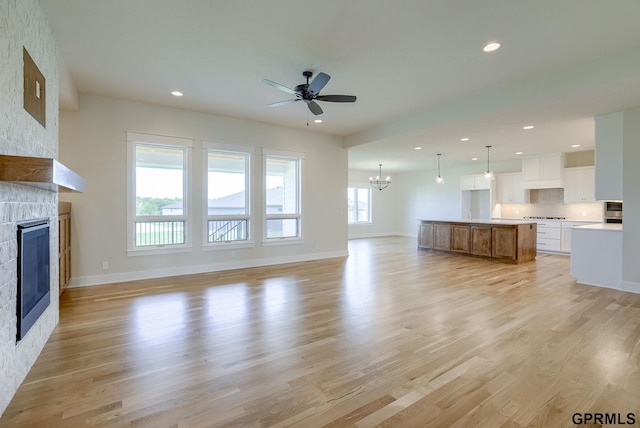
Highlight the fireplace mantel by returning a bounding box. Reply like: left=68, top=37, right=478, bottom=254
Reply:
left=0, top=154, right=85, bottom=192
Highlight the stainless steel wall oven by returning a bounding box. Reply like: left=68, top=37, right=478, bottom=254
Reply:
left=604, top=201, right=622, bottom=224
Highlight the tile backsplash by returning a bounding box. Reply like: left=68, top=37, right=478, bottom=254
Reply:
left=500, top=189, right=603, bottom=221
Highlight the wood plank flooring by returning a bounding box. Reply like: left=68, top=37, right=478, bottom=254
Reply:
left=3, top=236, right=640, bottom=427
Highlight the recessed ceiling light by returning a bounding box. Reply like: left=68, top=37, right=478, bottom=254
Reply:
left=523, top=125, right=534, bottom=130
left=460, top=137, right=470, bottom=142
left=314, top=119, right=322, bottom=123
left=571, top=144, right=581, bottom=148
left=515, top=151, right=523, bottom=155
left=414, top=146, right=422, bottom=150
left=483, top=42, right=501, bottom=53
left=171, top=91, right=183, bottom=97
left=472, top=157, right=478, bottom=161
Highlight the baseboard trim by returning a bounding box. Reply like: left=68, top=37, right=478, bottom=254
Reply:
left=575, top=280, right=621, bottom=291
left=620, top=281, right=640, bottom=294
left=347, top=231, right=397, bottom=239
left=68, top=250, right=348, bottom=288
left=575, top=279, right=640, bottom=295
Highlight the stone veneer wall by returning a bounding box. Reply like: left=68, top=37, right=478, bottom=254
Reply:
left=0, top=0, right=60, bottom=415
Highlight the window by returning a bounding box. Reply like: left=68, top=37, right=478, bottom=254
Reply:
left=127, top=132, right=193, bottom=254
left=264, top=149, right=304, bottom=242
left=348, top=187, right=371, bottom=224
left=204, top=142, right=252, bottom=247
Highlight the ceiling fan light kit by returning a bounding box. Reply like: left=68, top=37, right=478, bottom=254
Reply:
left=262, top=71, right=356, bottom=116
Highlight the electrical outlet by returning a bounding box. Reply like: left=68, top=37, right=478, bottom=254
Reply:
left=102, top=261, right=109, bottom=270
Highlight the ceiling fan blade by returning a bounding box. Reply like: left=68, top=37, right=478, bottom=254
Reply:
left=316, top=95, right=357, bottom=103
left=307, top=100, right=323, bottom=115
left=307, top=72, right=330, bottom=96
left=262, top=79, right=297, bottom=95
left=268, top=99, right=300, bottom=108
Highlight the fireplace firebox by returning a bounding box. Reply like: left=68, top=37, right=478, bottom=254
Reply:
left=16, top=218, right=50, bottom=342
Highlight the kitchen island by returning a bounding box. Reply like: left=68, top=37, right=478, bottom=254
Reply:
left=418, top=219, right=537, bottom=264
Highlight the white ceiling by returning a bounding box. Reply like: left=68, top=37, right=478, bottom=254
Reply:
left=41, top=0, right=640, bottom=173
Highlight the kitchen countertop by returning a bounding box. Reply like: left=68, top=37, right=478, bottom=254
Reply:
left=573, top=223, right=623, bottom=232
left=495, top=217, right=602, bottom=223
left=419, top=219, right=535, bottom=226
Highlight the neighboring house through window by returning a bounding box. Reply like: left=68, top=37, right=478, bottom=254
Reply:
left=126, top=132, right=193, bottom=254
left=203, top=142, right=253, bottom=247
left=263, top=149, right=304, bottom=242
left=348, top=187, right=371, bottom=224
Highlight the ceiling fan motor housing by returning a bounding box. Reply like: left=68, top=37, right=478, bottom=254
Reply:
left=297, top=71, right=314, bottom=100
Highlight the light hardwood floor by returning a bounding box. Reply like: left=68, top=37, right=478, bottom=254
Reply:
left=2, top=236, right=640, bottom=427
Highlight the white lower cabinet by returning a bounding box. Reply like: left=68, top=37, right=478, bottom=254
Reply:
left=496, top=219, right=601, bottom=253
left=536, top=221, right=561, bottom=252
left=560, top=221, right=597, bottom=253
left=561, top=228, right=572, bottom=252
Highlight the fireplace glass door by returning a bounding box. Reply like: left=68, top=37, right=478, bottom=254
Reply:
left=17, top=218, right=50, bottom=341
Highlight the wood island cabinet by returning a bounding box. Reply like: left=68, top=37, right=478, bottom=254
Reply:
left=433, top=223, right=451, bottom=251
left=492, top=226, right=517, bottom=261
left=418, top=220, right=537, bottom=264
left=418, top=222, right=434, bottom=249
left=451, top=225, right=470, bottom=254
left=470, top=225, right=492, bottom=257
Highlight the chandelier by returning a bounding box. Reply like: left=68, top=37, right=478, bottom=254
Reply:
left=370, top=164, right=391, bottom=191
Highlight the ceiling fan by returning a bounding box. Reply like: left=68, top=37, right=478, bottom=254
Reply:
left=262, top=71, right=356, bottom=115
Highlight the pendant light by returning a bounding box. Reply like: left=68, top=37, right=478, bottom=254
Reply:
left=435, top=153, right=444, bottom=184
left=370, top=164, right=391, bottom=191
left=484, top=145, right=494, bottom=180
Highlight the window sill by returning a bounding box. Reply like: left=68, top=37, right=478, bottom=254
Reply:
left=262, top=238, right=304, bottom=247
left=127, top=245, right=192, bottom=257
left=203, top=241, right=255, bottom=251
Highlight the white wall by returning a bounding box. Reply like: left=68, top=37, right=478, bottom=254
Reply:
left=595, top=112, right=623, bottom=200
left=622, top=107, right=640, bottom=291
left=347, top=169, right=397, bottom=238
left=59, top=94, right=348, bottom=286
left=0, top=0, right=60, bottom=415
left=394, top=159, right=522, bottom=237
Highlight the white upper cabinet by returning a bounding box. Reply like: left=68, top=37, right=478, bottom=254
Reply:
left=563, top=166, right=595, bottom=203
left=496, top=173, right=529, bottom=204
left=521, top=153, right=566, bottom=189
left=460, top=174, right=490, bottom=190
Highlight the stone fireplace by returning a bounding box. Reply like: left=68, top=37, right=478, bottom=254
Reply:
left=0, top=0, right=61, bottom=416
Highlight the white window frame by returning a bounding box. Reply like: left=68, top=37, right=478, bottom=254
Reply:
left=262, top=148, right=304, bottom=246
left=202, top=141, right=254, bottom=250
left=126, top=132, right=193, bottom=256
left=348, top=186, right=372, bottom=224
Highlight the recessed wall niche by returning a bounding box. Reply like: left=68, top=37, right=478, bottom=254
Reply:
left=23, top=47, right=46, bottom=127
